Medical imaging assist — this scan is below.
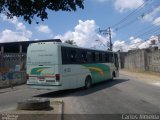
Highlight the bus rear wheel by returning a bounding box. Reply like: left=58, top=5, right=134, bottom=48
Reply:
left=85, top=76, right=92, bottom=89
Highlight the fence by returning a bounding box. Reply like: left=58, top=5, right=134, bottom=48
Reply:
left=0, top=53, right=27, bottom=88
left=0, top=53, right=26, bottom=69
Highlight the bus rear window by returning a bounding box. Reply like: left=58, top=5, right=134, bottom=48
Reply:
left=27, top=44, right=58, bottom=65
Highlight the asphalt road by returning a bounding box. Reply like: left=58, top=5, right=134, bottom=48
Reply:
left=0, top=74, right=160, bottom=114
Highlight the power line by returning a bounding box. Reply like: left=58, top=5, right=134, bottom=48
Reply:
left=115, top=17, right=138, bottom=31
left=120, top=20, right=160, bottom=43
left=118, top=27, right=160, bottom=46
left=111, top=0, right=151, bottom=29
left=113, top=22, right=160, bottom=49
left=131, top=20, right=160, bottom=36
left=135, top=26, right=160, bottom=38
left=115, top=1, right=156, bottom=31
left=98, top=27, right=112, bottom=51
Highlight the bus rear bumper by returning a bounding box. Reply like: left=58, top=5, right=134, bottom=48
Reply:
left=27, top=83, right=64, bottom=90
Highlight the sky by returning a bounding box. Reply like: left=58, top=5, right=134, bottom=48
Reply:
left=0, top=0, right=160, bottom=51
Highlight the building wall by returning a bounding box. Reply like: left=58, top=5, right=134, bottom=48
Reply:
left=0, top=53, right=27, bottom=88
left=119, top=52, right=127, bottom=69
left=0, top=71, right=26, bottom=88
left=124, top=50, right=146, bottom=71
left=147, top=49, right=160, bottom=72
left=124, top=48, right=160, bottom=72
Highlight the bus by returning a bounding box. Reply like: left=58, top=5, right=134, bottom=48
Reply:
left=26, top=40, right=119, bottom=90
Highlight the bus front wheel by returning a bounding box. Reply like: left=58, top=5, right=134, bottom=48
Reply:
left=85, top=76, right=92, bottom=89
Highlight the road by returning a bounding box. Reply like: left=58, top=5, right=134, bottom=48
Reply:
left=0, top=73, right=160, bottom=114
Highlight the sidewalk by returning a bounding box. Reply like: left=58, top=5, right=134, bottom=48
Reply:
left=0, top=85, right=28, bottom=94
left=0, top=100, right=63, bottom=120
left=120, top=69, right=160, bottom=87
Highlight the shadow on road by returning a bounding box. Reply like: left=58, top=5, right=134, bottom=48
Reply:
left=34, top=78, right=129, bottom=98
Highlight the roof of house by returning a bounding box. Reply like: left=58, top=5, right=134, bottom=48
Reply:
left=0, top=39, right=61, bottom=53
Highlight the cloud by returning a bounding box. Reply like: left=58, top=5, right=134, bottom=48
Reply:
left=0, top=29, right=30, bottom=43
left=54, top=20, right=111, bottom=49
left=142, top=6, right=160, bottom=23
left=113, top=35, right=160, bottom=52
left=36, top=25, right=51, bottom=34
left=153, top=17, right=160, bottom=26
left=16, top=22, right=26, bottom=30
left=113, top=40, right=128, bottom=52
left=0, top=14, right=32, bottom=43
left=113, top=38, right=143, bottom=52
left=129, top=37, right=143, bottom=49
left=139, top=36, right=159, bottom=48
left=129, top=36, right=142, bottom=44
left=114, top=0, right=144, bottom=12
left=0, top=14, right=18, bottom=24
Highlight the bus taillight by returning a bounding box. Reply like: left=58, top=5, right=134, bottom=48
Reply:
left=26, top=74, right=29, bottom=80
left=55, top=74, right=60, bottom=81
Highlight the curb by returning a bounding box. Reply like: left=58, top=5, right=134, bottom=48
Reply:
left=53, top=100, right=64, bottom=120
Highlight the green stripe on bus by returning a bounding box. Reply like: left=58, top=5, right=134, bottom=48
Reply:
left=30, top=67, right=51, bottom=75
left=82, top=63, right=111, bottom=83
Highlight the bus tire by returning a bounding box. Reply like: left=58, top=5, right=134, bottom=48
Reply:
left=85, top=76, right=92, bottom=89
left=110, top=71, right=115, bottom=81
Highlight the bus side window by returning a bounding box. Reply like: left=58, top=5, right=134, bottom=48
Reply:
left=87, top=51, right=92, bottom=63
left=109, top=53, right=113, bottom=63
left=95, top=52, right=99, bottom=63
left=114, top=53, right=119, bottom=69
left=105, top=53, right=109, bottom=62
left=76, top=50, right=81, bottom=64
left=81, top=51, right=87, bottom=63
left=61, top=47, right=68, bottom=64
left=99, top=52, right=102, bottom=62
left=91, top=52, right=96, bottom=63
left=102, top=53, right=105, bottom=62
left=70, top=49, right=77, bottom=63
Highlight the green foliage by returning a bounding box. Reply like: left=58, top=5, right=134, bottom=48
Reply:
left=0, top=0, right=84, bottom=24
left=65, top=40, right=76, bottom=45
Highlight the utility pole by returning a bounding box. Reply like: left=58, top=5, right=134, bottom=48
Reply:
left=99, top=27, right=112, bottom=51
left=108, top=27, right=112, bottom=51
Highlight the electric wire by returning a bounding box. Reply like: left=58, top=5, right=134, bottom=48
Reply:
left=111, top=0, right=151, bottom=29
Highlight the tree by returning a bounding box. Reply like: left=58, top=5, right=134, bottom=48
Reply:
left=0, top=0, right=84, bottom=24
left=65, top=40, right=76, bottom=45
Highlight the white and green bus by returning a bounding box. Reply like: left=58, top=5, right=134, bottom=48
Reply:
left=26, top=40, right=119, bottom=90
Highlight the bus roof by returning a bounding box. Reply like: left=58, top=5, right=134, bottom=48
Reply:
left=29, top=41, right=116, bottom=53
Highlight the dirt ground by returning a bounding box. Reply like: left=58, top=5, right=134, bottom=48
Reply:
left=120, top=69, right=160, bottom=86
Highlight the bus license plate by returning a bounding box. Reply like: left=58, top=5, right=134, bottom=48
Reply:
left=38, top=76, right=45, bottom=81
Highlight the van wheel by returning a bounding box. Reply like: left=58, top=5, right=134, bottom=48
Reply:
left=85, top=76, right=92, bottom=89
